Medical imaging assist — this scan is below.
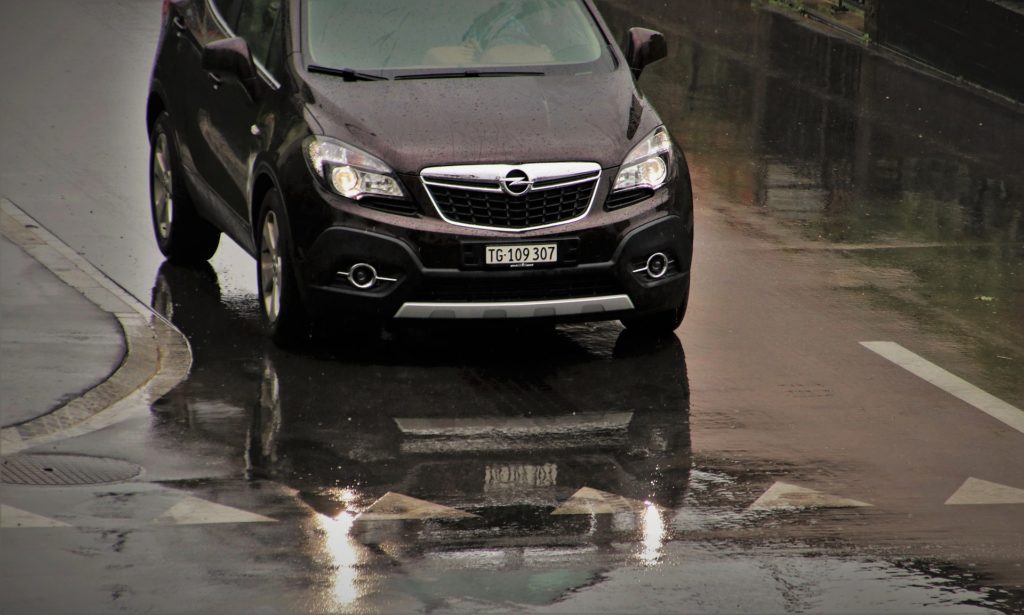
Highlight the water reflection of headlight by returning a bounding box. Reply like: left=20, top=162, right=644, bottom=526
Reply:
left=313, top=488, right=366, bottom=611
left=638, top=501, right=665, bottom=566
left=317, top=511, right=360, bottom=608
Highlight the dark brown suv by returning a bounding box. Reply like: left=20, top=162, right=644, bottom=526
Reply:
left=148, top=0, right=693, bottom=344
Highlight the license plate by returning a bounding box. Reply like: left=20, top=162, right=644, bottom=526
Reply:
left=485, top=244, right=557, bottom=266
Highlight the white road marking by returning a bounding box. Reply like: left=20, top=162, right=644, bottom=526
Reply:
left=152, top=497, right=276, bottom=525
left=357, top=492, right=478, bottom=521
left=748, top=482, right=873, bottom=511
left=861, top=341, right=1024, bottom=434
left=0, top=504, right=70, bottom=528
left=945, top=477, right=1024, bottom=505
left=0, top=430, right=23, bottom=454
left=551, top=487, right=649, bottom=515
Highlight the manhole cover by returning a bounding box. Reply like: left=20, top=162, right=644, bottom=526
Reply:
left=0, top=454, right=142, bottom=486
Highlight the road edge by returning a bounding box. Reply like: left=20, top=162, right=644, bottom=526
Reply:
left=0, top=197, right=192, bottom=453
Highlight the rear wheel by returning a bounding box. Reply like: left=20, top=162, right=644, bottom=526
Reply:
left=149, top=112, right=220, bottom=262
left=256, top=190, right=309, bottom=346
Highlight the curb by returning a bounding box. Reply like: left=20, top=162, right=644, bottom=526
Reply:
left=0, top=198, right=192, bottom=454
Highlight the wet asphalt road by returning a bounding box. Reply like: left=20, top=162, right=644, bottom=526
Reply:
left=1, top=0, right=1023, bottom=613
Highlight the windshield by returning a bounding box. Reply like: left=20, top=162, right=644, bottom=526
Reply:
left=304, top=0, right=611, bottom=76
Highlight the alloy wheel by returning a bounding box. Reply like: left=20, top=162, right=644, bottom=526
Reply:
left=151, top=133, right=173, bottom=240
left=260, top=211, right=283, bottom=323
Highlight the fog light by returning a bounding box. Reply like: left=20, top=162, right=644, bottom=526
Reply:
left=646, top=253, right=669, bottom=279
left=349, top=263, right=377, bottom=289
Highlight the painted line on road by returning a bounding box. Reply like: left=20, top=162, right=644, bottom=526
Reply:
left=0, top=198, right=192, bottom=453
left=861, top=342, right=1024, bottom=435
left=748, top=482, right=872, bottom=511
left=0, top=504, right=71, bottom=528
left=152, top=497, right=276, bottom=525
left=356, top=492, right=478, bottom=521
left=551, top=487, right=650, bottom=515
left=945, top=478, right=1024, bottom=506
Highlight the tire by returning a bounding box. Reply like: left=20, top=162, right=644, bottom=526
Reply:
left=620, top=280, right=690, bottom=336
left=256, top=190, right=309, bottom=346
left=149, top=112, right=220, bottom=263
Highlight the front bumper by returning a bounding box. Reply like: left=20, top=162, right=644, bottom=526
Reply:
left=393, top=295, right=636, bottom=320
left=301, top=213, right=691, bottom=322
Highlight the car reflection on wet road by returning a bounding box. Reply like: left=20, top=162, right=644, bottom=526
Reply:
left=152, top=259, right=690, bottom=521
left=150, top=260, right=694, bottom=607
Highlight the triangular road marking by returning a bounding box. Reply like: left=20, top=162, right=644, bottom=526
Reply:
left=551, top=487, right=648, bottom=515
left=357, top=492, right=478, bottom=521
left=0, top=504, right=71, bottom=528
left=945, top=478, right=1024, bottom=505
left=152, top=497, right=276, bottom=525
left=749, top=482, right=873, bottom=510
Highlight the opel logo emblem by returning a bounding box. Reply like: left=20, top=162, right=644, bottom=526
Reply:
left=500, top=169, right=533, bottom=197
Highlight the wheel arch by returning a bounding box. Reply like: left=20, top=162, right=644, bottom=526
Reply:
left=146, top=90, right=168, bottom=138
left=250, top=166, right=280, bottom=246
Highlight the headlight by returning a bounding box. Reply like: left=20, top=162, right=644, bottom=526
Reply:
left=304, top=136, right=405, bottom=200
left=612, top=126, right=674, bottom=193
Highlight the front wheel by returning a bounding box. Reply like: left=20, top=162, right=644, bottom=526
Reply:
left=256, top=190, right=309, bottom=346
left=149, top=112, right=220, bottom=262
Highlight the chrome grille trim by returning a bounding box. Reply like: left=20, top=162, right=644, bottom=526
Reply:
left=424, top=180, right=505, bottom=194
left=421, top=162, right=602, bottom=232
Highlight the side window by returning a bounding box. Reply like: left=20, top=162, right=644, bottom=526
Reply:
left=263, top=14, right=285, bottom=78
left=211, top=0, right=241, bottom=26
left=199, top=0, right=240, bottom=45
left=236, top=0, right=283, bottom=69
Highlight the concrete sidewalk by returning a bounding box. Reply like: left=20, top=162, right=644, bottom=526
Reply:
left=0, top=233, right=125, bottom=427
left=0, top=198, right=191, bottom=453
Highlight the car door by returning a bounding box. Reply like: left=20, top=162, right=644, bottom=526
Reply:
left=161, top=0, right=232, bottom=188
left=193, top=0, right=284, bottom=242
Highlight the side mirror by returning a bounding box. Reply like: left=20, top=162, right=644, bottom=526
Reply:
left=624, top=27, right=667, bottom=78
left=202, top=36, right=262, bottom=99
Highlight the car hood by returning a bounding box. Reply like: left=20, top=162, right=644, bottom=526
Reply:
left=302, top=70, right=656, bottom=174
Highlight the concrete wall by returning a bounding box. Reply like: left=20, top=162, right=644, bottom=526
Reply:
left=869, top=0, right=1024, bottom=102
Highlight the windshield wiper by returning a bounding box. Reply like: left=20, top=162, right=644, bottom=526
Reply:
left=307, top=64, right=388, bottom=81
left=394, top=70, right=546, bottom=80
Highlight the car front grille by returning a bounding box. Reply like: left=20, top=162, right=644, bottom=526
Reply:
left=421, top=163, right=601, bottom=231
